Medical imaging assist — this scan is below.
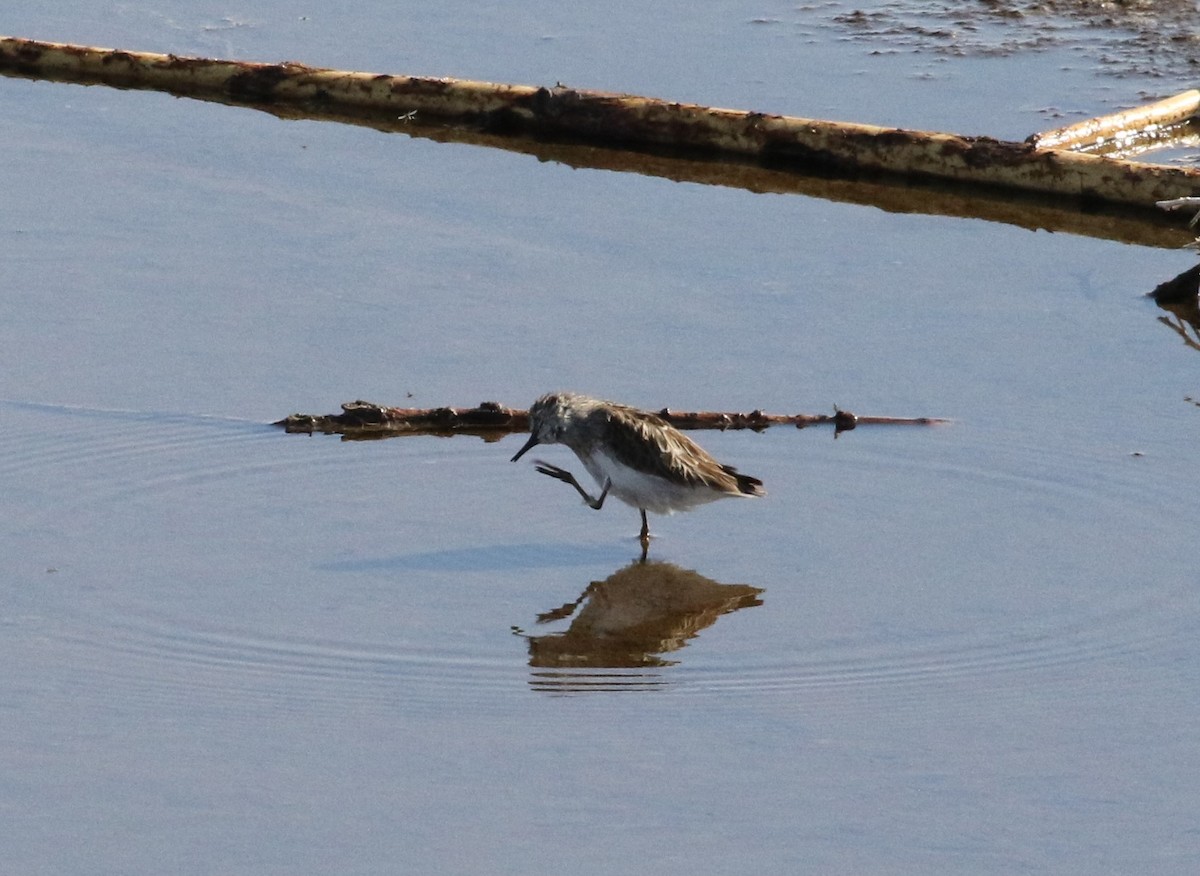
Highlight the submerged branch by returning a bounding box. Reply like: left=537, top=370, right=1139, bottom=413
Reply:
left=3, top=35, right=1200, bottom=213
left=274, top=400, right=948, bottom=440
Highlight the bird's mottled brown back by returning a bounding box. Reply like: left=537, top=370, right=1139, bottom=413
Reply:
left=593, top=402, right=764, bottom=496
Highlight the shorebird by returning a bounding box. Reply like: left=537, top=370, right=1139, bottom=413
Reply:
left=510, top=392, right=765, bottom=545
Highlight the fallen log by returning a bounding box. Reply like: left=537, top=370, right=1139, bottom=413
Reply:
left=274, top=400, right=948, bottom=440
left=2, top=35, right=1199, bottom=211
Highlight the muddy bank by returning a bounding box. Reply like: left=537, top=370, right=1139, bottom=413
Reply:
left=827, top=0, right=1200, bottom=81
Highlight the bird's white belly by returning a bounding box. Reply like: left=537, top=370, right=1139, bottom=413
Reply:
left=579, top=448, right=733, bottom=515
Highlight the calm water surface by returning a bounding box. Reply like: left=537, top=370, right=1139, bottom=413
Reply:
left=3, top=3, right=1200, bottom=874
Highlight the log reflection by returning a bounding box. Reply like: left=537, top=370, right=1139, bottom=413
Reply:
left=521, top=559, right=762, bottom=693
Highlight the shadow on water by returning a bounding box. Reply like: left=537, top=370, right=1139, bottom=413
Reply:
left=517, top=559, right=763, bottom=693
left=318, top=543, right=623, bottom=573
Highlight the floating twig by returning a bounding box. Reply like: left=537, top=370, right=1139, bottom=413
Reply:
left=1157, top=197, right=1200, bottom=233
left=274, top=400, right=948, bottom=440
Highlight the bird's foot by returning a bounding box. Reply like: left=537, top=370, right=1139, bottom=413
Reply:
left=532, top=461, right=609, bottom=510
left=532, top=461, right=575, bottom=483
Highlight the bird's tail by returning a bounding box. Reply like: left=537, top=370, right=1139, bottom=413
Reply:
left=723, top=465, right=766, bottom=497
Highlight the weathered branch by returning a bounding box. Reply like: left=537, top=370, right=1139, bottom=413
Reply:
left=3, top=35, right=1200, bottom=211
left=1028, top=90, right=1200, bottom=153
left=274, top=400, right=948, bottom=440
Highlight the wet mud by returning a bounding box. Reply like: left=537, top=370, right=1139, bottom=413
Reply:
left=827, top=0, right=1200, bottom=80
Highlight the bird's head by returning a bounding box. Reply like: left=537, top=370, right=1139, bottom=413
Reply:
left=510, top=392, right=580, bottom=461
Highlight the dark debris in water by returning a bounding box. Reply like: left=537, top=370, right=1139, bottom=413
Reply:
left=826, top=0, right=1200, bottom=78
left=1147, top=263, right=1200, bottom=353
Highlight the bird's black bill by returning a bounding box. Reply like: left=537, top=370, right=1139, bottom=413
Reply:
left=510, top=434, right=540, bottom=462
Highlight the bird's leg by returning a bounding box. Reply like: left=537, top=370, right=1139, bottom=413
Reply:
left=638, top=509, right=651, bottom=547
left=533, top=461, right=611, bottom=510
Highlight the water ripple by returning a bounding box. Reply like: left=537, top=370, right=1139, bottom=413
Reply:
left=3, top=400, right=1196, bottom=712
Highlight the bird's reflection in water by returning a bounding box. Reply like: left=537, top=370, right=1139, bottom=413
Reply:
left=520, top=559, right=763, bottom=693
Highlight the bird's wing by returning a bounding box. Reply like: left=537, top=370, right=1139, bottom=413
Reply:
left=598, top=404, right=744, bottom=491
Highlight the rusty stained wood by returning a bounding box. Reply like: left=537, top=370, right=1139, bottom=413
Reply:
left=274, top=400, right=948, bottom=440
left=2, top=35, right=1199, bottom=210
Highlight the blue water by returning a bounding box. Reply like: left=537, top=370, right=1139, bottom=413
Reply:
left=3, top=4, right=1200, bottom=874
